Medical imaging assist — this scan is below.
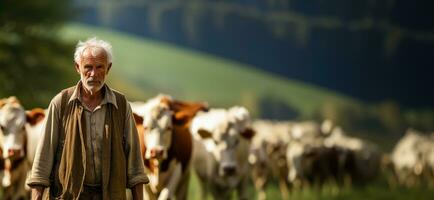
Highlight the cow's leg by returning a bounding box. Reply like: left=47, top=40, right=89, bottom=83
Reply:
left=159, top=163, right=182, bottom=200
left=3, top=160, right=30, bottom=200
left=253, top=175, right=267, bottom=200
left=175, top=169, right=190, bottom=200
left=236, top=177, right=250, bottom=200
left=198, top=177, right=209, bottom=200
left=278, top=177, right=290, bottom=200
left=143, top=184, right=157, bottom=200
left=211, top=186, right=231, bottom=200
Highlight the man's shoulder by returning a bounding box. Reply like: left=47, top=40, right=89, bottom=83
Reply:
left=50, top=86, right=76, bottom=107
left=109, top=87, right=126, bottom=99
left=107, top=86, right=128, bottom=103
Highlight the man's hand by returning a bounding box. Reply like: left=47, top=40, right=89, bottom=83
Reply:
left=131, top=183, right=144, bottom=200
left=31, top=186, right=45, bottom=200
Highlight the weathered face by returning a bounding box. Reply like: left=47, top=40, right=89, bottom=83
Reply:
left=198, top=122, right=253, bottom=177
left=0, top=103, right=27, bottom=160
left=75, top=47, right=111, bottom=94
left=143, top=106, right=173, bottom=161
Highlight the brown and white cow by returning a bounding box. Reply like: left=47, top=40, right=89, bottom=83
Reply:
left=131, top=94, right=207, bottom=200
left=0, top=96, right=45, bottom=200
left=190, top=106, right=255, bottom=200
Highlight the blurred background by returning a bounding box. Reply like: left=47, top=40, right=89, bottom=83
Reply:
left=1, top=0, right=434, bottom=199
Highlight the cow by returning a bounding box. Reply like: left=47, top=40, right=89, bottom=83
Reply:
left=190, top=106, right=255, bottom=200
left=285, top=121, right=356, bottom=189
left=390, top=129, right=434, bottom=186
left=131, top=94, right=207, bottom=200
left=285, top=121, right=323, bottom=184
left=250, top=120, right=292, bottom=200
left=323, top=127, right=381, bottom=185
left=0, top=96, right=45, bottom=200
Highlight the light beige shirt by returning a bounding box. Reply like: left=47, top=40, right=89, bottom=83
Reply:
left=27, top=82, right=148, bottom=188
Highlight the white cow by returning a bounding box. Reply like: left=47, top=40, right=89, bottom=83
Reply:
left=190, top=106, right=255, bottom=200
left=0, top=96, right=45, bottom=200
left=391, top=129, right=434, bottom=186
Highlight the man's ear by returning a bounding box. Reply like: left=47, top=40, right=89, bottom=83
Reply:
left=74, top=62, right=80, bottom=74
left=197, top=129, right=213, bottom=139
left=107, top=63, right=112, bottom=74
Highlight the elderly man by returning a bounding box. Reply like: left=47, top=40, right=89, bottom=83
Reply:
left=26, top=38, right=149, bottom=200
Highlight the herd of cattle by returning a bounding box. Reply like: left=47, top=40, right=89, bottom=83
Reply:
left=0, top=95, right=433, bottom=200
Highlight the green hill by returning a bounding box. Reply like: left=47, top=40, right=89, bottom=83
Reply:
left=61, top=23, right=361, bottom=118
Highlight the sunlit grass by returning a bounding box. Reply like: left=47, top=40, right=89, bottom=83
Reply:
left=187, top=172, right=434, bottom=200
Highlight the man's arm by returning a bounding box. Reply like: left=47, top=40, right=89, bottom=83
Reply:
left=124, top=102, right=149, bottom=190
left=26, top=94, right=61, bottom=189
left=31, top=186, right=45, bottom=200
left=131, top=183, right=144, bottom=200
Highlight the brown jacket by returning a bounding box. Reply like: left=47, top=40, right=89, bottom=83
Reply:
left=53, top=86, right=127, bottom=199
left=27, top=84, right=149, bottom=200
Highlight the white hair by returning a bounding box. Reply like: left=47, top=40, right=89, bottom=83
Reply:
left=74, top=37, right=113, bottom=63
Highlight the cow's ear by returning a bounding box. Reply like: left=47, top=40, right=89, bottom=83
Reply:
left=8, top=96, right=19, bottom=104
left=26, top=108, right=45, bottom=126
left=198, top=129, right=213, bottom=139
left=133, top=113, right=144, bottom=125
left=241, top=128, right=255, bottom=140
left=0, top=99, right=5, bottom=109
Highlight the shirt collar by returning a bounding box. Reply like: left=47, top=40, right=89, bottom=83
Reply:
left=68, top=81, right=118, bottom=109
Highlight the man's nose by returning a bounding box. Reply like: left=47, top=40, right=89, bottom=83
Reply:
left=89, top=68, right=96, bottom=76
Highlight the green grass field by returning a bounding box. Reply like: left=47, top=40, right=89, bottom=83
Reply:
left=187, top=171, right=434, bottom=200
left=60, top=23, right=360, bottom=118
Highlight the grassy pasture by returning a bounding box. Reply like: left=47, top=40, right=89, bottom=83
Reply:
left=188, top=171, right=434, bottom=200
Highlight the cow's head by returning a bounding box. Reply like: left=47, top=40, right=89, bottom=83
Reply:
left=0, top=97, right=27, bottom=161
left=139, top=95, right=174, bottom=163
left=0, top=98, right=45, bottom=160
left=194, top=106, right=255, bottom=177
